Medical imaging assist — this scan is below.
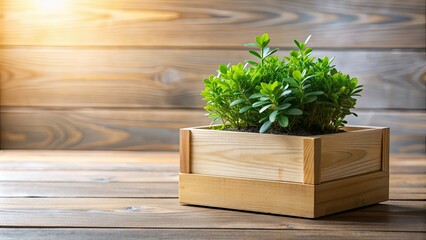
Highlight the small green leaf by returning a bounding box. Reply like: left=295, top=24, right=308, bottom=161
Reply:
left=249, top=50, right=262, bottom=59
left=252, top=101, right=267, bottom=107
left=304, top=96, right=317, bottom=103
left=246, top=60, right=258, bottom=66
left=239, top=106, right=252, bottom=113
left=260, top=121, right=272, bottom=133
left=219, top=64, right=228, bottom=74
left=269, top=110, right=279, bottom=122
left=305, top=91, right=324, bottom=97
left=249, top=93, right=263, bottom=99
left=276, top=103, right=291, bottom=110
left=259, top=104, right=273, bottom=113
left=230, top=99, right=245, bottom=107
left=294, top=39, right=301, bottom=49
left=278, top=116, right=289, bottom=127
left=292, top=70, right=302, bottom=81
left=286, top=109, right=303, bottom=115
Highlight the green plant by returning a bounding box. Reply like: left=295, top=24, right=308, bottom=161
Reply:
left=201, top=33, right=362, bottom=134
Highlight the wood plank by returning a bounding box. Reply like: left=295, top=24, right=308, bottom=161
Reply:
left=0, top=182, right=177, bottom=197
left=0, top=229, right=424, bottom=240
left=1, top=109, right=424, bottom=152
left=315, top=172, right=389, bottom=217
left=320, top=129, right=383, bottom=182
left=0, top=198, right=424, bottom=231
left=390, top=174, right=426, bottom=200
left=0, top=108, right=210, bottom=150
left=190, top=129, right=304, bottom=183
left=0, top=170, right=178, bottom=182
left=0, top=150, right=179, bottom=170
left=1, top=0, right=424, bottom=48
left=0, top=48, right=424, bottom=109
left=180, top=173, right=315, bottom=218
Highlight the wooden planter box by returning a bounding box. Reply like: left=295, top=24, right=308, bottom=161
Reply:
left=179, top=125, right=390, bottom=218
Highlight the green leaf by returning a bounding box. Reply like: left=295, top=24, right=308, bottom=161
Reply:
left=246, top=60, right=258, bottom=66
left=278, top=116, right=289, bottom=127
left=260, top=121, right=272, bottom=133
left=269, top=110, right=279, bottom=122
left=304, top=96, right=317, bottom=103
left=286, top=109, right=303, bottom=115
left=283, top=78, right=299, bottom=87
left=249, top=93, right=263, bottom=99
left=276, top=103, right=291, bottom=110
left=294, top=39, right=301, bottom=49
left=239, top=106, right=252, bottom=113
left=259, top=104, right=273, bottom=113
left=252, top=101, right=267, bottom=107
left=292, top=70, right=302, bottom=81
left=305, top=91, right=324, bottom=97
left=249, top=50, right=262, bottom=59
left=230, top=99, right=245, bottom=107
left=219, top=65, right=228, bottom=74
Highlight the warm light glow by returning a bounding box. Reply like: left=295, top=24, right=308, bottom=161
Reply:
left=34, top=0, right=71, bottom=13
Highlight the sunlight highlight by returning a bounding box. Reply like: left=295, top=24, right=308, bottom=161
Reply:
left=34, top=0, right=71, bottom=13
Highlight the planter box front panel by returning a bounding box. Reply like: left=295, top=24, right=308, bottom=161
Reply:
left=190, top=129, right=304, bottom=183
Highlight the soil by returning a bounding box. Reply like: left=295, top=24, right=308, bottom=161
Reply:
left=224, top=126, right=344, bottom=136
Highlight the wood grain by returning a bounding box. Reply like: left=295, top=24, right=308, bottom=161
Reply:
left=0, top=170, right=178, bottom=182
left=0, top=48, right=424, bottom=109
left=190, top=128, right=304, bottom=183
left=0, top=198, right=424, bottom=231
left=1, top=229, right=425, bottom=240
left=0, top=108, right=210, bottom=150
left=180, top=173, right=315, bottom=218
left=0, top=182, right=177, bottom=198
left=1, top=0, right=424, bottom=48
left=1, top=108, right=424, bottom=153
left=179, top=129, right=190, bottom=173
left=315, top=171, right=389, bottom=217
left=303, top=138, right=321, bottom=184
left=320, top=128, right=383, bottom=182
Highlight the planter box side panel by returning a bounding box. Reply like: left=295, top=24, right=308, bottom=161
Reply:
left=320, top=128, right=383, bottom=182
left=179, top=173, right=315, bottom=218
left=314, top=171, right=389, bottom=218
left=190, top=129, right=305, bottom=183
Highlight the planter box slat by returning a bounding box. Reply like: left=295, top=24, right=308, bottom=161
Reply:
left=179, top=173, right=315, bottom=218
left=315, top=171, right=389, bottom=217
left=190, top=129, right=304, bottom=182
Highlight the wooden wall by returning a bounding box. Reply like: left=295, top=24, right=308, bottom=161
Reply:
left=0, top=0, right=425, bottom=153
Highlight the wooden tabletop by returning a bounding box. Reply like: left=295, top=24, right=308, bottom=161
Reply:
left=0, top=150, right=424, bottom=239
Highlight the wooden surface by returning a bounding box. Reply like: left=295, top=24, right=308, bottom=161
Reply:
left=190, top=128, right=304, bottom=182
left=0, top=150, right=425, bottom=239
left=1, top=0, right=425, bottom=152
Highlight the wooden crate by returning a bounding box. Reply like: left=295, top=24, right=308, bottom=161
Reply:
left=179, top=126, right=390, bottom=218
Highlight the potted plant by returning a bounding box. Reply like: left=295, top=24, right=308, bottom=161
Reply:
left=179, top=34, right=389, bottom=218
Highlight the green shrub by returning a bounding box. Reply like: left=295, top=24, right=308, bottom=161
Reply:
left=201, top=33, right=362, bottom=134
